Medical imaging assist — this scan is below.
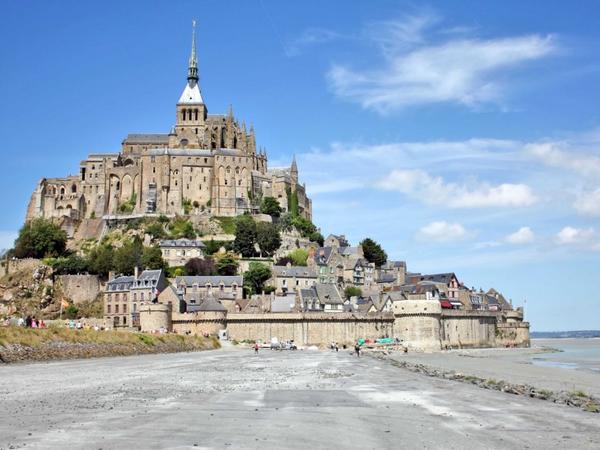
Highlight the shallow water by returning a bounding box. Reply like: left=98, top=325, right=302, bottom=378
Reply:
left=531, top=338, right=600, bottom=372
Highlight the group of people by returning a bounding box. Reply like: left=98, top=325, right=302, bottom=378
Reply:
left=19, top=315, right=46, bottom=328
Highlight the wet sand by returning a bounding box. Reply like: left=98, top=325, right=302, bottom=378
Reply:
left=1, top=347, right=599, bottom=449
left=388, top=339, right=600, bottom=398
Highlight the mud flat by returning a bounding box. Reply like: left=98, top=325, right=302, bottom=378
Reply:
left=1, top=348, right=600, bottom=449
left=384, top=340, right=600, bottom=400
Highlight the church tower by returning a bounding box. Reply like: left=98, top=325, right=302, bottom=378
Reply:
left=173, top=21, right=207, bottom=148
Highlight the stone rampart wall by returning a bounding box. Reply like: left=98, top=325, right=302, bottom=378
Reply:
left=0, top=258, right=42, bottom=278
left=440, top=313, right=497, bottom=349
left=496, top=322, right=530, bottom=347
left=226, top=313, right=394, bottom=346
left=56, top=275, right=102, bottom=304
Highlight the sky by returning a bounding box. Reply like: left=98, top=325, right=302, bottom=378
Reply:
left=1, top=0, right=599, bottom=331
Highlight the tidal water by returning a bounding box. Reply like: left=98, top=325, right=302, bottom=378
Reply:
left=531, top=338, right=600, bottom=372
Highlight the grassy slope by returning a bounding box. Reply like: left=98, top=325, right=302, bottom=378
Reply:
left=0, top=327, right=220, bottom=363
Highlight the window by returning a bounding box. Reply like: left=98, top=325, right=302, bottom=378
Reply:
left=141, top=293, right=145, bottom=301
left=133, top=304, right=137, bottom=312
left=123, top=304, right=127, bottom=313
left=123, top=316, right=127, bottom=325
left=115, top=304, right=119, bottom=313
left=107, top=305, right=111, bottom=313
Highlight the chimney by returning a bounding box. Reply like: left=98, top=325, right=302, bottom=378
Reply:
left=134, top=266, right=139, bottom=280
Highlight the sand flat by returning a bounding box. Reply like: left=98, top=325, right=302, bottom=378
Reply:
left=389, top=340, right=600, bottom=398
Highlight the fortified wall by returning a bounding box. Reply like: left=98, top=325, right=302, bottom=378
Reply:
left=140, top=300, right=530, bottom=350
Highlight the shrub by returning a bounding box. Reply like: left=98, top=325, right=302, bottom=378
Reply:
left=289, top=248, right=309, bottom=266
left=215, top=253, right=239, bottom=276
left=13, top=218, right=68, bottom=258
left=344, top=286, right=362, bottom=299
left=169, top=217, right=196, bottom=239
left=145, top=222, right=167, bottom=240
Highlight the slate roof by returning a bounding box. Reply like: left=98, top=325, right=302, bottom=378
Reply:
left=123, top=134, right=170, bottom=144
left=138, top=269, right=163, bottom=281
left=197, top=295, right=227, bottom=312
left=159, top=239, right=206, bottom=248
left=315, top=283, right=343, bottom=305
left=272, top=265, right=317, bottom=278
left=176, top=276, right=242, bottom=287
left=377, top=273, right=397, bottom=283
left=271, top=295, right=296, bottom=313
left=107, top=275, right=135, bottom=286
left=407, top=273, right=457, bottom=285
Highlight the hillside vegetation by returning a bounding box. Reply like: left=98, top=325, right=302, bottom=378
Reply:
left=0, top=326, right=219, bottom=363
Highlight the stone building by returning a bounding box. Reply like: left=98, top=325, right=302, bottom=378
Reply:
left=26, top=23, right=311, bottom=231
left=159, top=239, right=205, bottom=267
left=270, top=264, right=318, bottom=295
left=104, top=268, right=168, bottom=329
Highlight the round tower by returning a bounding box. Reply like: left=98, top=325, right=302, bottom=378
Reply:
left=393, top=300, right=442, bottom=352
left=139, top=303, right=172, bottom=333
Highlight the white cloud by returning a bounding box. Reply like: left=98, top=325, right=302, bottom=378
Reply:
left=327, top=13, right=556, bottom=112
left=555, top=226, right=595, bottom=245
left=505, top=227, right=535, bottom=244
left=574, top=188, right=600, bottom=217
left=285, top=28, right=343, bottom=56
left=527, top=142, right=600, bottom=179
left=377, top=169, right=537, bottom=208
left=417, top=221, right=469, bottom=242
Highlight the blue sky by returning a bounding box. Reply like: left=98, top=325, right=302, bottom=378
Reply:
left=1, top=1, right=599, bottom=331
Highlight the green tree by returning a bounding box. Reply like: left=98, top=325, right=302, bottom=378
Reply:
left=113, top=238, right=143, bottom=275
left=87, top=244, right=114, bottom=277
left=288, top=248, right=309, bottom=266
left=232, top=215, right=257, bottom=257
left=184, top=257, right=216, bottom=276
left=202, top=239, right=231, bottom=255
left=64, top=304, right=79, bottom=319
left=243, top=262, right=272, bottom=295
left=360, top=238, right=388, bottom=267
left=13, top=218, right=67, bottom=258
left=344, top=286, right=362, bottom=299
left=169, top=217, right=196, bottom=239
left=49, top=255, right=89, bottom=275
left=256, top=222, right=281, bottom=257
left=309, top=231, right=324, bottom=246
left=291, top=216, right=317, bottom=237
left=145, top=222, right=167, bottom=240
left=260, top=197, right=282, bottom=217
left=141, top=246, right=167, bottom=270
left=215, top=253, right=239, bottom=276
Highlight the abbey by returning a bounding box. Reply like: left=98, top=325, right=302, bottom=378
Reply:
left=26, top=24, right=311, bottom=223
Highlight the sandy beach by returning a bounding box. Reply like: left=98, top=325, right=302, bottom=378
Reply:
left=387, top=338, right=600, bottom=399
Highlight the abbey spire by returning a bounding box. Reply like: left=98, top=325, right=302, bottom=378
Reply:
left=178, top=20, right=204, bottom=104
left=187, top=20, right=198, bottom=84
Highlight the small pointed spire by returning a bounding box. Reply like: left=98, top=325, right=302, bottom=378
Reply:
left=187, top=20, right=199, bottom=84
left=227, top=104, right=234, bottom=119
left=291, top=154, right=298, bottom=173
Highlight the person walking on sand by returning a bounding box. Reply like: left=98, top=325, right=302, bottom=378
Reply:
left=354, top=342, right=360, bottom=357
left=334, top=342, right=339, bottom=352
left=254, top=342, right=259, bottom=355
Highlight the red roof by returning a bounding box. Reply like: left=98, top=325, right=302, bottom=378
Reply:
left=440, top=300, right=453, bottom=309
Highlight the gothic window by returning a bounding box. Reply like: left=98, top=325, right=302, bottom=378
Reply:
left=195, top=128, right=198, bottom=134
left=204, top=158, right=208, bottom=164
left=235, top=167, right=240, bottom=174
left=238, top=180, right=242, bottom=186
left=226, top=167, right=231, bottom=174
left=224, top=179, right=228, bottom=186
left=199, top=184, right=201, bottom=190
left=194, top=109, right=198, bottom=120
left=60, top=187, right=65, bottom=195
left=153, top=167, right=156, bottom=173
